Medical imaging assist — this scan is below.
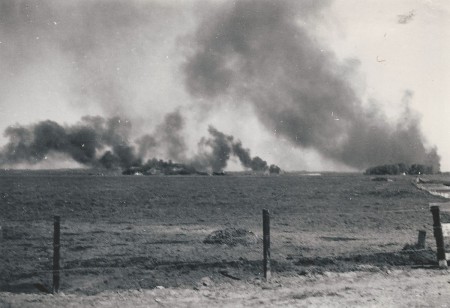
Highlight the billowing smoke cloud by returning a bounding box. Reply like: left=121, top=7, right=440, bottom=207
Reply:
left=193, top=126, right=279, bottom=173
left=0, top=0, right=439, bottom=172
left=0, top=109, right=189, bottom=169
left=195, top=126, right=233, bottom=172
left=0, top=116, right=140, bottom=169
left=183, top=0, right=440, bottom=171
left=0, top=113, right=280, bottom=173
left=153, top=110, right=187, bottom=162
left=136, top=110, right=187, bottom=162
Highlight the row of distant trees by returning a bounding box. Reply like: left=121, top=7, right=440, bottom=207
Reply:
left=364, top=163, right=436, bottom=175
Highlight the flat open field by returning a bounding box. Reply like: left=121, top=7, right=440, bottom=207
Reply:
left=1, top=171, right=450, bottom=306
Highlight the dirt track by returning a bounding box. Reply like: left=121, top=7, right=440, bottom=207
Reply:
left=2, top=269, right=450, bottom=307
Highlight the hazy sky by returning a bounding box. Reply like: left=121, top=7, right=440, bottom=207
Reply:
left=0, top=0, right=449, bottom=171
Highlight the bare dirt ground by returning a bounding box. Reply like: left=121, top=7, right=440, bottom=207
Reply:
left=1, top=269, right=450, bottom=307
left=1, top=171, right=450, bottom=306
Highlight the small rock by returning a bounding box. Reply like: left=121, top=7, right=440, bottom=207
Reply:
left=156, top=286, right=165, bottom=289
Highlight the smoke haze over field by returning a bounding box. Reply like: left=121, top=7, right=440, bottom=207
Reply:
left=184, top=0, right=440, bottom=171
left=0, top=0, right=448, bottom=171
left=0, top=114, right=278, bottom=173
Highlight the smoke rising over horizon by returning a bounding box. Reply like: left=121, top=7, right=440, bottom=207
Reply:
left=0, top=0, right=444, bottom=172
left=184, top=0, right=440, bottom=171
left=193, top=126, right=279, bottom=173
left=0, top=114, right=279, bottom=173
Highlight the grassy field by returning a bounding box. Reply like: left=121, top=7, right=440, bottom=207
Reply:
left=0, top=170, right=448, bottom=296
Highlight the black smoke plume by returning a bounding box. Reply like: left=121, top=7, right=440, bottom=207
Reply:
left=183, top=0, right=440, bottom=171
left=0, top=115, right=280, bottom=174
left=193, top=126, right=279, bottom=173
left=195, top=126, right=233, bottom=172
left=0, top=116, right=140, bottom=169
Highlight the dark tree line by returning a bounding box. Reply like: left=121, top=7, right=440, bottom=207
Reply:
left=364, top=163, right=436, bottom=175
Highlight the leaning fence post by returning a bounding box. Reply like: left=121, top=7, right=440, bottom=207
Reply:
left=53, top=215, right=61, bottom=293
left=262, top=209, right=271, bottom=280
left=430, top=206, right=447, bottom=268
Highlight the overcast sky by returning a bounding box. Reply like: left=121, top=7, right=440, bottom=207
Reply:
left=0, top=0, right=449, bottom=171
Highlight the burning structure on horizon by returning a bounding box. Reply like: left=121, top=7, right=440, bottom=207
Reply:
left=0, top=0, right=441, bottom=173
left=0, top=113, right=281, bottom=175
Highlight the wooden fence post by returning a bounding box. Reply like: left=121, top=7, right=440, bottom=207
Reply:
left=430, top=206, right=447, bottom=268
left=53, top=216, right=61, bottom=293
left=262, top=209, right=271, bottom=280
left=417, top=230, right=426, bottom=249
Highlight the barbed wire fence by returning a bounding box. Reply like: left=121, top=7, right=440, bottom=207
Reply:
left=1, top=203, right=445, bottom=295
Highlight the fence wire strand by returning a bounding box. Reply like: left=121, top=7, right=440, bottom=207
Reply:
left=1, top=205, right=447, bottom=287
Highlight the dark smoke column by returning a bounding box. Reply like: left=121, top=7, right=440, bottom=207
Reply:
left=0, top=117, right=142, bottom=169
left=192, top=126, right=280, bottom=173
left=183, top=0, right=440, bottom=171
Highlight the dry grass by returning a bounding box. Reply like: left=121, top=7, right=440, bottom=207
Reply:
left=0, top=171, right=447, bottom=294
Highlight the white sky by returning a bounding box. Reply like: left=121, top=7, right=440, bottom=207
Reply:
left=0, top=0, right=449, bottom=171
